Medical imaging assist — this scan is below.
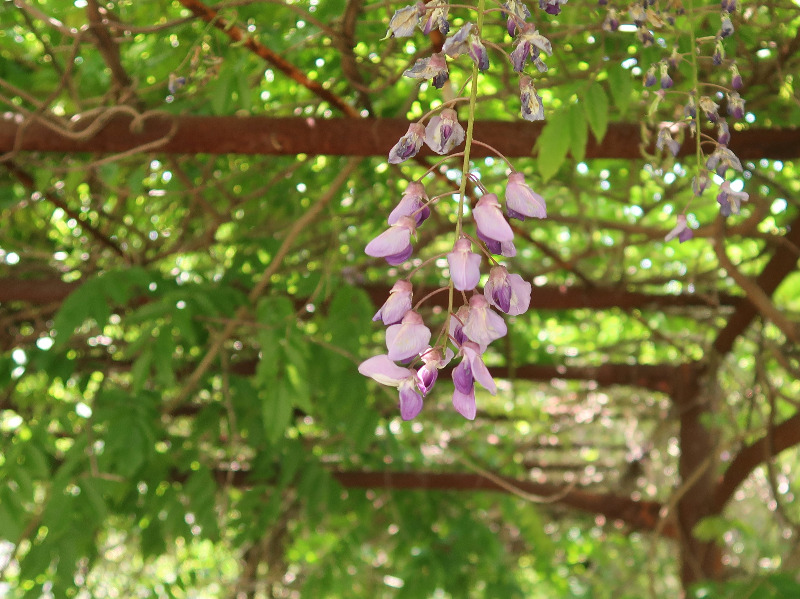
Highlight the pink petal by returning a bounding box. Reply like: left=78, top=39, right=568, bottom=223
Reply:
left=473, top=195, right=514, bottom=242
left=365, top=225, right=411, bottom=258
left=452, top=387, right=476, bottom=420
left=386, top=312, right=432, bottom=361
left=462, top=342, right=496, bottom=395
left=447, top=238, right=481, bottom=291
left=358, top=355, right=414, bottom=386
left=399, top=380, right=424, bottom=419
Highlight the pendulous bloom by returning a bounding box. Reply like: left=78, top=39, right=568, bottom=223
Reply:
left=483, top=266, right=531, bottom=316
left=388, top=181, right=430, bottom=227
left=717, top=181, right=749, bottom=216
left=451, top=341, right=497, bottom=420
left=388, top=123, right=426, bottom=164
left=358, top=355, right=423, bottom=420
left=727, top=92, right=745, bottom=120
left=664, top=215, right=693, bottom=243
left=385, top=310, right=432, bottom=361
left=656, top=127, right=680, bottom=157
left=447, top=238, right=482, bottom=291
left=442, top=23, right=489, bottom=71
left=449, top=305, right=471, bottom=346
left=386, top=3, right=425, bottom=38
left=505, top=171, right=547, bottom=220
left=463, top=294, right=507, bottom=347
left=478, top=229, right=516, bottom=257
left=420, top=0, right=449, bottom=35
left=425, top=108, right=465, bottom=155
left=503, top=0, right=531, bottom=36
left=404, top=52, right=449, bottom=89
left=519, top=76, right=545, bottom=122
left=373, top=280, right=413, bottom=326
left=473, top=194, right=514, bottom=244
left=416, top=347, right=452, bottom=396
left=365, top=216, right=416, bottom=265
left=706, top=146, right=742, bottom=176
left=510, top=24, right=552, bottom=72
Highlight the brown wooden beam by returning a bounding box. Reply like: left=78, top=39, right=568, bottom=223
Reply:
left=3, top=114, right=799, bottom=160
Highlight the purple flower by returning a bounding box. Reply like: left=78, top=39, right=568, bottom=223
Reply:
left=505, top=172, right=547, bottom=221
left=386, top=3, right=425, bottom=38
left=637, top=25, right=654, bottom=47
left=727, top=92, right=745, bottom=120
left=477, top=229, right=517, bottom=257
left=706, top=146, right=742, bottom=177
left=449, top=305, right=471, bottom=346
left=602, top=8, right=620, bottom=32
left=442, top=23, right=488, bottom=72
left=664, top=215, right=693, bottom=243
left=484, top=266, right=531, bottom=316
left=451, top=341, right=497, bottom=420
left=692, top=173, right=710, bottom=196
left=416, top=347, right=452, bottom=396
left=473, top=194, right=514, bottom=243
left=721, top=0, right=736, bottom=12
left=421, top=0, right=449, bottom=35
left=510, top=24, right=552, bottom=73
left=539, top=0, right=568, bottom=15
left=373, top=280, right=413, bottom=326
left=463, top=294, right=507, bottom=347
left=660, top=63, right=673, bottom=89
left=720, top=15, right=734, bottom=38
left=730, top=65, right=743, bottom=90
left=503, top=0, right=530, bottom=36
left=389, top=182, right=430, bottom=227
left=386, top=310, right=432, bottom=361
left=358, top=355, right=423, bottom=420
left=447, top=238, right=481, bottom=291
left=452, top=386, right=477, bottom=420
left=699, top=96, right=720, bottom=123
left=424, top=108, right=465, bottom=155
left=656, top=127, right=681, bottom=157
left=365, top=216, right=416, bottom=265
left=629, top=3, right=646, bottom=25
left=519, top=76, right=544, bottom=122
left=168, top=74, right=186, bottom=95
left=388, top=123, right=426, bottom=164
left=404, top=52, right=449, bottom=89
left=717, top=181, right=749, bottom=216
left=644, top=66, right=657, bottom=88
left=717, top=121, right=730, bottom=145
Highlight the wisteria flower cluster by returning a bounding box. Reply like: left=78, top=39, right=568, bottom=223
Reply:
left=605, top=0, right=750, bottom=242
left=360, top=0, right=563, bottom=420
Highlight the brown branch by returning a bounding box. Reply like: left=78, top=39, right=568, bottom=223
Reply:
left=712, top=411, right=800, bottom=514
left=176, top=0, right=359, bottom=118
left=330, top=470, right=675, bottom=537
left=3, top=115, right=800, bottom=159
left=86, top=0, right=133, bottom=94
left=713, top=211, right=800, bottom=354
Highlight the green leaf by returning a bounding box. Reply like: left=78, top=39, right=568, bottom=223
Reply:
left=568, top=103, right=588, bottom=162
left=262, top=381, right=293, bottom=444
left=607, top=64, right=634, bottom=116
left=536, top=109, right=571, bottom=182
left=583, top=82, right=609, bottom=143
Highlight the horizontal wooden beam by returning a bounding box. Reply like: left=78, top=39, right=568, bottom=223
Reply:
left=3, top=113, right=799, bottom=160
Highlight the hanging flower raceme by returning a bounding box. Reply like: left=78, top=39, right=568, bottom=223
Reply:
left=656, top=127, right=681, bottom=157
left=389, top=182, right=430, bottom=227
left=425, top=108, right=465, bottom=155
left=483, top=266, right=531, bottom=316
left=388, top=123, right=426, bottom=164
left=358, top=355, right=424, bottom=420
left=365, top=216, right=416, bottom=265
left=505, top=171, right=547, bottom=220
left=447, top=238, right=482, bottom=291
left=373, top=280, right=413, bottom=326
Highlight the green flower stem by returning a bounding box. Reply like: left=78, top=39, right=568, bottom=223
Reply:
left=445, top=0, right=485, bottom=342
left=686, top=0, right=704, bottom=211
